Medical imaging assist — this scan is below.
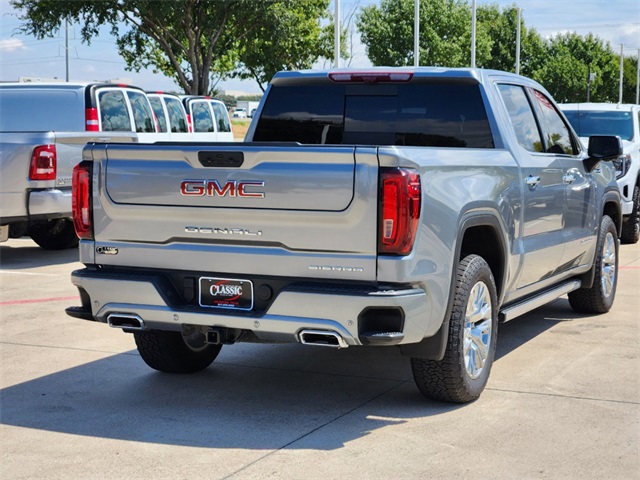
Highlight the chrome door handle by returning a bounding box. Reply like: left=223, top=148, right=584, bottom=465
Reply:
left=563, top=174, right=575, bottom=184
left=525, top=175, right=541, bottom=187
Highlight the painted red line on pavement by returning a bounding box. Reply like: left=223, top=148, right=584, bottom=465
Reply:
left=0, top=295, right=80, bottom=306
left=620, top=266, right=640, bottom=269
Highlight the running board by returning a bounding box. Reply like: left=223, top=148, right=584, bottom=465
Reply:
left=499, top=280, right=582, bottom=323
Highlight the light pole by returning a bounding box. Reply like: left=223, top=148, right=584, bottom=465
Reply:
left=515, top=8, right=522, bottom=75
left=471, top=0, right=476, bottom=68
left=414, top=0, right=420, bottom=67
left=619, top=44, right=624, bottom=104
left=334, top=0, right=340, bottom=68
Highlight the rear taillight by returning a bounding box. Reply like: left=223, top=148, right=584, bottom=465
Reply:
left=85, top=107, right=99, bottom=131
left=186, top=113, right=193, bottom=133
left=378, top=168, right=421, bottom=256
left=29, top=145, right=56, bottom=181
left=72, top=162, right=93, bottom=239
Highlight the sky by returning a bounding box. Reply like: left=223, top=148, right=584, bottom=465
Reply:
left=1, top=0, right=639, bottom=95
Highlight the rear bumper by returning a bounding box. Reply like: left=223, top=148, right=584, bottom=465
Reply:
left=69, top=268, right=438, bottom=347
left=0, top=188, right=72, bottom=226
left=29, top=188, right=72, bottom=217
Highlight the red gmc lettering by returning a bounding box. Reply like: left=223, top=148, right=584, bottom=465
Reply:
left=180, top=180, right=265, bottom=198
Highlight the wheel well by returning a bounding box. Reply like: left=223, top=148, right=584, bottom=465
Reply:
left=459, top=226, right=504, bottom=298
left=603, top=200, right=622, bottom=234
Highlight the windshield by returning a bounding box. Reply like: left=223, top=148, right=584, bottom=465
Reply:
left=563, top=110, right=634, bottom=141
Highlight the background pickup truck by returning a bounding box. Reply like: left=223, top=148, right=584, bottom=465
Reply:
left=0, top=83, right=146, bottom=248
left=67, top=68, right=622, bottom=403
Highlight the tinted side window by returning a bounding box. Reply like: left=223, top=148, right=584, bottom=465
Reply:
left=253, top=83, right=493, bottom=147
left=211, top=102, right=231, bottom=132
left=149, top=97, right=168, bottom=132
left=531, top=90, right=575, bottom=155
left=165, top=97, right=188, bottom=133
left=498, top=84, right=543, bottom=153
left=99, top=90, right=131, bottom=131
left=192, top=102, right=214, bottom=132
left=127, top=91, right=156, bottom=133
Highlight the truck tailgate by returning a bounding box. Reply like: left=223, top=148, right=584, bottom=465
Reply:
left=88, top=143, right=379, bottom=281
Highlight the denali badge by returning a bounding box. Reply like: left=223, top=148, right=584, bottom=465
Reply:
left=180, top=180, right=265, bottom=198
left=185, top=226, right=263, bottom=236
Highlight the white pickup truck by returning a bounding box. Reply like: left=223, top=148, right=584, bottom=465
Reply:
left=67, top=68, right=622, bottom=403
left=560, top=103, right=640, bottom=244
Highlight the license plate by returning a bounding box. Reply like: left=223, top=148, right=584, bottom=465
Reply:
left=0, top=225, right=8, bottom=243
left=199, top=277, right=253, bottom=310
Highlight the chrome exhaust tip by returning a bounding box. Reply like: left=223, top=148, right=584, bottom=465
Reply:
left=298, top=329, right=348, bottom=349
left=107, top=313, right=145, bottom=331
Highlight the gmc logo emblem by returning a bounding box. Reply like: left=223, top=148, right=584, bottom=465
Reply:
left=180, top=180, right=265, bottom=198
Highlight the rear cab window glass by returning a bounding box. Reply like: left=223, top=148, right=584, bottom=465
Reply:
left=192, top=101, right=214, bottom=132
left=165, top=97, right=188, bottom=133
left=127, top=90, right=156, bottom=133
left=530, top=89, right=576, bottom=155
left=211, top=102, right=231, bottom=132
left=0, top=88, right=83, bottom=131
left=253, top=83, right=494, bottom=148
left=149, top=96, right=168, bottom=132
left=98, top=90, right=131, bottom=131
left=497, top=84, right=543, bottom=153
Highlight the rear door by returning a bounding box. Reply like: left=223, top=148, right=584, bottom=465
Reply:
left=497, top=84, right=565, bottom=288
left=529, top=89, right=597, bottom=271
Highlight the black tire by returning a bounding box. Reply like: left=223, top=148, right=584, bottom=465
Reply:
left=620, top=184, right=639, bottom=244
left=411, top=254, right=498, bottom=403
left=28, top=219, right=79, bottom=250
left=133, top=329, right=222, bottom=373
left=568, top=215, right=619, bottom=313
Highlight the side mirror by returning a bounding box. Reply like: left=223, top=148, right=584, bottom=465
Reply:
left=585, top=135, right=623, bottom=172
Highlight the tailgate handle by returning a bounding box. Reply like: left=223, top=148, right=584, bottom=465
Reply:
left=198, top=151, right=244, bottom=168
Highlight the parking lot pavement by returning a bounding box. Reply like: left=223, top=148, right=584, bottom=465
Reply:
left=1, top=237, right=638, bottom=479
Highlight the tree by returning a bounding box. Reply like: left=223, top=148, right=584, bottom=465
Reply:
left=357, top=0, right=492, bottom=68
left=11, top=0, right=333, bottom=95
left=622, top=55, right=638, bottom=104
left=234, top=0, right=334, bottom=92
left=476, top=4, right=547, bottom=76
left=531, top=33, right=619, bottom=103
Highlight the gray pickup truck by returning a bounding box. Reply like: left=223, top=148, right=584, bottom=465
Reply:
left=0, top=83, right=146, bottom=249
left=67, top=68, right=622, bottom=403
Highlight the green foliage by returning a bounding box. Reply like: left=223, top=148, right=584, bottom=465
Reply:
left=530, top=33, right=619, bottom=103
left=356, top=0, right=635, bottom=103
left=11, top=0, right=332, bottom=95
left=357, top=0, right=491, bottom=67
left=234, top=0, right=335, bottom=92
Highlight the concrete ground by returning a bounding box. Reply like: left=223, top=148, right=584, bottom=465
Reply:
left=1, top=237, right=638, bottom=480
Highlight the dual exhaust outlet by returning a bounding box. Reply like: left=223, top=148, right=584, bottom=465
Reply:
left=298, top=329, right=348, bottom=349
left=107, top=314, right=348, bottom=349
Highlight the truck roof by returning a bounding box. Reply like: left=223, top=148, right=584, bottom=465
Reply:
left=271, top=67, right=531, bottom=83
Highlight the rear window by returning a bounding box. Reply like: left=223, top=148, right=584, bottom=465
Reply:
left=192, top=101, right=214, bottom=132
left=149, top=97, right=168, bottom=132
left=253, top=83, right=494, bottom=148
left=127, top=90, right=156, bottom=133
left=0, top=88, right=84, bottom=132
left=99, top=90, right=132, bottom=131
left=211, top=102, right=231, bottom=132
left=165, top=97, right=188, bottom=133
left=563, top=110, right=634, bottom=141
